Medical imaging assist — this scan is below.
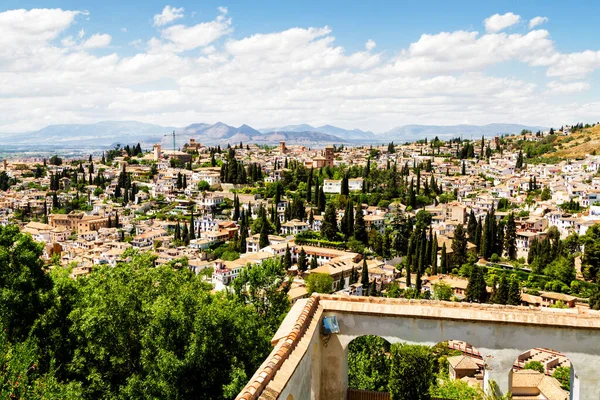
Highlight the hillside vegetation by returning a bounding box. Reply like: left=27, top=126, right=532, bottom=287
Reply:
left=551, top=124, right=600, bottom=159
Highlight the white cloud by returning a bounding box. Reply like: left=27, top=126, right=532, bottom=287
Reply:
left=61, top=36, right=76, bottom=47
left=151, top=7, right=231, bottom=53
left=153, top=5, right=184, bottom=27
left=2, top=6, right=600, bottom=134
left=121, top=27, right=127, bottom=33
left=546, top=81, right=590, bottom=94
left=81, top=33, right=112, bottom=49
left=0, top=8, right=83, bottom=48
left=484, top=12, right=521, bottom=33
left=529, top=16, right=548, bottom=29
left=78, top=28, right=85, bottom=39
left=547, top=50, right=600, bottom=80
left=218, top=6, right=228, bottom=15
left=384, top=29, right=558, bottom=76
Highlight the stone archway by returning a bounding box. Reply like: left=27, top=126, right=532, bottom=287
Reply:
left=346, top=335, right=392, bottom=393
left=510, top=347, right=573, bottom=400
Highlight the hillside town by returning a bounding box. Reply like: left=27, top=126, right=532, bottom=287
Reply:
left=2, top=127, right=600, bottom=307
left=2, top=126, right=600, bottom=399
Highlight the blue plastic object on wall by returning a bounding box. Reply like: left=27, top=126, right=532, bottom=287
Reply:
left=322, top=316, right=339, bottom=335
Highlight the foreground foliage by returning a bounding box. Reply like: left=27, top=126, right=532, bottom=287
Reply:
left=0, top=225, right=285, bottom=400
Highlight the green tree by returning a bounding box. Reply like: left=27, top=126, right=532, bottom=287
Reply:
left=466, top=265, right=488, bottom=303
left=451, top=224, right=467, bottom=268
left=494, top=275, right=509, bottom=305
left=431, top=377, right=485, bottom=400
left=283, top=244, right=292, bottom=270
left=198, top=180, right=210, bottom=191
left=467, top=210, right=477, bottom=242
left=0, top=225, right=53, bottom=342
left=507, top=276, right=521, bottom=305
left=541, top=186, right=551, bottom=201
left=544, top=257, right=576, bottom=285
left=69, top=251, right=275, bottom=399
left=440, top=243, right=448, bottom=274
left=321, top=202, right=339, bottom=241
left=233, top=258, right=291, bottom=329
left=297, top=248, right=307, bottom=272
left=432, top=281, right=452, bottom=301
left=354, top=206, right=368, bottom=244
left=310, top=256, right=318, bottom=270
left=524, top=361, right=545, bottom=373
left=348, top=336, right=391, bottom=392
left=0, top=327, right=82, bottom=399
left=504, top=213, right=517, bottom=260
left=361, top=257, right=370, bottom=296
left=388, top=343, right=434, bottom=400
left=259, top=217, right=270, bottom=249
left=553, top=366, right=570, bottom=391
left=305, top=273, right=333, bottom=294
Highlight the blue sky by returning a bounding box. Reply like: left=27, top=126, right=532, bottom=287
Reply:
left=1, top=1, right=600, bottom=132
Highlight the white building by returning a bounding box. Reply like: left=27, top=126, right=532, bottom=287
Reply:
left=323, top=179, right=342, bottom=194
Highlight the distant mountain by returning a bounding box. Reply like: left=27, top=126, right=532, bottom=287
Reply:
left=179, top=122, right=261, bottom=141
left=379, top=123, right=548, bottom=141
left=0, top=121, right=174, bottom=147
left=0, top=121, right=549, bottom=148
left=259, top=124, right=374, bottom=140
left=257, top=131, right=349, bottom=144
left=178, top=122, right=348, bottom=145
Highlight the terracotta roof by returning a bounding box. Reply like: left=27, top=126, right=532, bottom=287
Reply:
left=235, top=295, right=319, bottom=400
left=448, top=355, right=479, bottom=370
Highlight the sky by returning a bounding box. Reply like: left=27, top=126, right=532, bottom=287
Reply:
left=2, top=1, right=600, bottom=133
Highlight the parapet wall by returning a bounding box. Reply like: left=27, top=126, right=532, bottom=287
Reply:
left=237, top=294, right=600, bottom=400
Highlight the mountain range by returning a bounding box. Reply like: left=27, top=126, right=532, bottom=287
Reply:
left=0, top=121, right=547, bottom=148
left=258, top=124, right=375, bottom=140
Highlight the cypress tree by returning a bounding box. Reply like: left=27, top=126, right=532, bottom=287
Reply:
left=451, top=224, right=467, bottom=268
left=259, top=219, right=269, bottom=249
left=505, top=213, right=517, bottom=260
left=322, top=203, right=338, bottom=241
left=440, top=243, right=448, bottom=274
left=174, top=223, right=181, bottom=242
left=466, top=265, right=487, bottom=303
left=341, top=172, right=349, bottom=196
left=347, top=199, right=354, bottom=235
left=298, top=248, right=307, bottom=272
left=467, top=210, right=477, bottom=241
left=310, top=256, right=318, bottom=270
left=496, top=275, right=509, bottom=305
left=431, top=233, right=438, bottom=275
left=507, top=277, right=521, bottom=305
left=233, top=194, right=240, bottom=221
left=284, top=244, right=292, bottom=270
left=354, top=206, right=368, bottom=244
left=189, top=210, right=196, bottom=240
left=361, top=256, right=370, bottom=296
left=475, top=217, right=482, bottom=255
left=182, top=223, right=190, bottom=245
left=495, top=220, right=505, bottom=258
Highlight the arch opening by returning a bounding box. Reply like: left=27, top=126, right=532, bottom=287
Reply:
left=429, top=340, right=487, bottom=400
left=347, top=335, right=392, bottom=393
left=509, top=347, right=572, bottom=400
left=346, top=337, right=488, bottom=400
